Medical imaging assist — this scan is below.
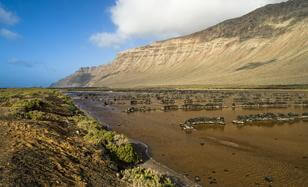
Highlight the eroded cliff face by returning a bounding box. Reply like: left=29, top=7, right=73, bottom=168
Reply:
left=50, top=67, right=96, bottom=87
left=53, top=0, right=308, bottom=88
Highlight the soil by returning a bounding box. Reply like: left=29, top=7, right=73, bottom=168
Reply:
left=0, top=116, right=124, bottom=186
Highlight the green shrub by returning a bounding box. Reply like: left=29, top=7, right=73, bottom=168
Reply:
left=75, top=116, right=138, bottom=164
left=85, top=129, right=115, bottom=144
left=84, top=128, right=137, bottom=163
left=106, top=142, right=136, bottom=164
left=13, top=98, right=45, bottom=112
left=72, top=115, right=101, bottom=131
left=26, top=110, right=63, bottom=122
left=26, top=110, right=45, bottom=121
left=122, top=167, right=175, bottom=187
left=67, top=103, right=78, bottom=113
left=10, top=98, right=47, bottom=119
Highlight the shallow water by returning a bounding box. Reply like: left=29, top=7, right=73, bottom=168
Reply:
left=71, top=90, right=308, bottom=186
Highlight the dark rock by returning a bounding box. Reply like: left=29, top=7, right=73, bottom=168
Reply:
left=209, top=180, right=217, bottom=184
left=264, top=176, right=273, bottom=183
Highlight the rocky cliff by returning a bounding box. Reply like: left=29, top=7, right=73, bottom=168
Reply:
left=52, top=0, right=308, bottom=88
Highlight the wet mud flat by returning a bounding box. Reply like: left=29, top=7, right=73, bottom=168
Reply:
left=68, top=89, right=308, bottom=186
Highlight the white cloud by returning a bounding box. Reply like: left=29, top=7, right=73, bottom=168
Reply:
left=90, top=0, right=286, bottom=48
left=0, top=4, right=20, bottom=40
left=89, top=32, right=126, bottom=48
left=0, top=28, right=20, bottom=40
left=0, top=4, right=19, bottom=25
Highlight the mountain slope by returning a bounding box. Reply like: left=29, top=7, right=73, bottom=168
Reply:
left=53, top=0, right=308, bottom=88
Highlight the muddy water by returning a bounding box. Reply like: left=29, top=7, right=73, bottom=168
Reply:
left=72, top=91, right=308, bottom=186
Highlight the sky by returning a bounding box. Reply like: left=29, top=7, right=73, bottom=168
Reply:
left=0, top=0, right=285, bottom=88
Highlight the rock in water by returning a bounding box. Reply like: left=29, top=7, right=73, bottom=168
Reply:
left=264, top=176, right=273, bottom=183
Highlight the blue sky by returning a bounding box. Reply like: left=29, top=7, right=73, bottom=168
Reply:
left=0, top=0, right=284, bottom=88
left=0, top=0, right=151, bottom=87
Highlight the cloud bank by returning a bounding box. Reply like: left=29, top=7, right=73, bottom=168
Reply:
left=90, top=0, right=286, bottom=47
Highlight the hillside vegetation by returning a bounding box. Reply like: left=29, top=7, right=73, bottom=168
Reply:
left=0, top=88, right=174, bottom=186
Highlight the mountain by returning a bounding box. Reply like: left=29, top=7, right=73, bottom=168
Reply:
left=52, top=0, right=308, bottom=88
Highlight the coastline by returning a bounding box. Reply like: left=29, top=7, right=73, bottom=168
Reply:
left=73, top=101, right=199, bottom=187
left=65, top=89, right=308, bottom=186
left=131, top=140, right=198, bottom=187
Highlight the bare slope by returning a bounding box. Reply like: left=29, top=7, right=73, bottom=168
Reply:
left=53, top=0, right=308, bottom=88
left=0, top=89, right=176, bottom=187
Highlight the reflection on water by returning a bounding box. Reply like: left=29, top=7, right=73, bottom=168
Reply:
left=70, top=90, right=308, bottom=186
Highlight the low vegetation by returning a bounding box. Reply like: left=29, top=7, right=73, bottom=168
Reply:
left=72, top=115, right=137, bottom=164
left=0, top=88, right=175, bottom=186
left=122, top=167, right=175, bottom=187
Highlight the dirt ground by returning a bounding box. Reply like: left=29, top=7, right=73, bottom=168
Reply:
left=0, top=118, right=125, bottom=187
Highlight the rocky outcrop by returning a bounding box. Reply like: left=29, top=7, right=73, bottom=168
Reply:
left=52, top=0, right=308, bottom=88
left=50, top=67, right=96, bottom=87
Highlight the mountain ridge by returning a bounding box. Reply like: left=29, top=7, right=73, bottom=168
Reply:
left=52, top=0, right=308, bottom=88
